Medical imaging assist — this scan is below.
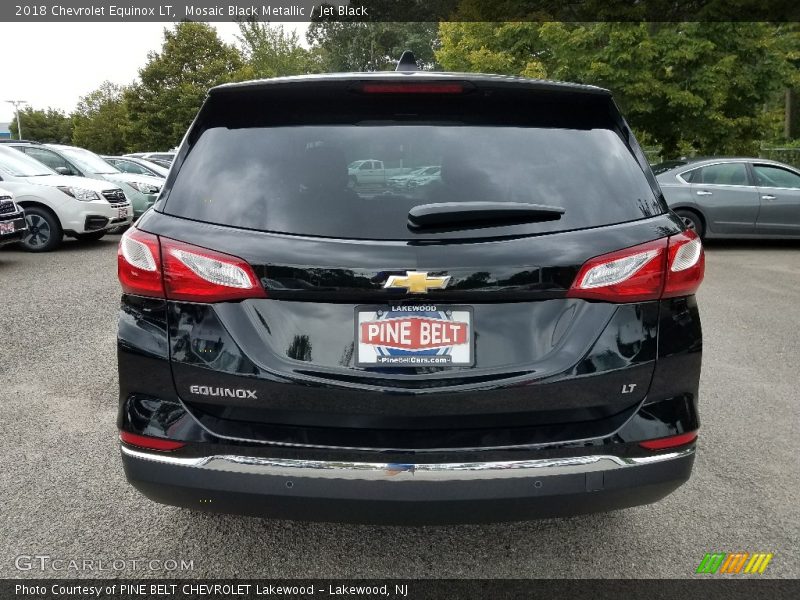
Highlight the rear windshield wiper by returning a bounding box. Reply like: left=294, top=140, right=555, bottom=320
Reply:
left=408, top=202, right=565, bottom=232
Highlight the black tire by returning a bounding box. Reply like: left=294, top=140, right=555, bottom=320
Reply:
left=348, top=175, right=358, bottom=188
left=74, top=231, right=107, bottom=242
left=20, top=207, right=62, bottom=252
left=675, top=209, right=705, bottom=239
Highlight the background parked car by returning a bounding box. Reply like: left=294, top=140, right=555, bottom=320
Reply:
left=407, top=165, right=442, bottom=189
left=2, top=141, right=161, bottom=219
left=123, top=152, right=175, bottom=164
left=656, top=157, right=800, bottom=239
left=104, top=156, right=169, bottom=178
left=387, top=166, right=439, bottom=189
left=0, top=146, right=132, bottom=251
left=0, top=188, right=27, bottom=247
left=348, top=159, right=386, bottom=186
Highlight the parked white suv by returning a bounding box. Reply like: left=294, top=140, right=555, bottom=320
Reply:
left=0, top=146, right=132, bottom=251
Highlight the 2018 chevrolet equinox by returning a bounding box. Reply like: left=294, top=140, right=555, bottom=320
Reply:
left=117, top=64, right=704, bottom=524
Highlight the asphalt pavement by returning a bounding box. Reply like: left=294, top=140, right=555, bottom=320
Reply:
left=0, top=236, right=797, bottom=579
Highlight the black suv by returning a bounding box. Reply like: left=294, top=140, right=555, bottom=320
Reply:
left=117, top=68, right=704, bottom=524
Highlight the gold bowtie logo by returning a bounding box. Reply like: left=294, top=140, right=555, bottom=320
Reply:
left=383, top=271, right=451, bottom=293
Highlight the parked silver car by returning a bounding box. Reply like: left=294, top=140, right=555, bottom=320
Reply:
left=104, top=156, right=169, bottom=178
left=656, top=158, right=800, bottom=239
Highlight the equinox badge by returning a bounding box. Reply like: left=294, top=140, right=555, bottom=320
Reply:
left=189, top=385, right=257, bottom=399
left=383, top=271, right=451, bottom=293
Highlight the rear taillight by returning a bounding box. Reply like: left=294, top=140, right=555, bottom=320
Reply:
left=567, top=230, right=704, bottom=302
left=117, top=227, right=266, bottom=302
left=118, top=227, right=163, bottom=296
left=663, top=230, right=705, bottom=298
left=639, top=430, right=698, bottom=450
left=120, top=430, right=186, bottom=452
left=161, top=237, right=266, bottom=302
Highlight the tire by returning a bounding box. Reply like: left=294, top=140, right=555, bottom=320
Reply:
left=21, top=207, right=62, bottom=252
left=674, top=209, right=705, bottom=239
left=74, top=231, right=107, bottom=242
left=348, top=175, right=358, bottom=188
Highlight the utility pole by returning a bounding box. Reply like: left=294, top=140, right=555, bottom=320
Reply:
left=5, top=100, right=27, bottom=140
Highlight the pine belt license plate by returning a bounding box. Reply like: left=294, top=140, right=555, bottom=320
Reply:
left=0, top=221, right=15, bottom=234
left=356, top=305, right=474, bottom=367
left=118, top=206, right=129, bottom=219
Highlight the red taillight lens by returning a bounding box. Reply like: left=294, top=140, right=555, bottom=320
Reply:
left=119, top=430, right=185, bottom=452
left=639, top=430, right=698, bottom=450
left=663, top=230, right=705, bottom=298
left=567, top=230, right=705, bottom=303
left=567, top=238, right=668, bottom=302
left=118, top=227, right=164, bottom=297
left=161, top=237, right=266, bottom=303
left=359, top=82, right=465, bottom=94
left=117, top=228, right=266, bottom=302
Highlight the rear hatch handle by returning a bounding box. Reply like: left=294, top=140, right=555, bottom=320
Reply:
left=408, top=202, right=565, bottom=232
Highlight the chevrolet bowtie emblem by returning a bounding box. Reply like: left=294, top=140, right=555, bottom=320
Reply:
left=383, top=271, right=451, bottom=293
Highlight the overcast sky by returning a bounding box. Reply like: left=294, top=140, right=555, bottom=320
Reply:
left=0, top=22, right=308, bottom=123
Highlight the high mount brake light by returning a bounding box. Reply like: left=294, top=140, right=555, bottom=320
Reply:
left=567, top=230, right=704, bottom=302
left=117, top=227, right=266, bottom=302
left=358, top=82, right=466, bottom=94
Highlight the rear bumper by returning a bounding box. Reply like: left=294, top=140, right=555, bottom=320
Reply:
left=121, top=445, right=695, bottom=524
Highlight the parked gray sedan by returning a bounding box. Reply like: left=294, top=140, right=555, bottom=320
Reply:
left=656, top=158, right=800, bottom=239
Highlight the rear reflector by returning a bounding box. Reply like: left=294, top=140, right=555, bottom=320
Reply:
left=639, top=431, right=698, bottom=450
left=359, top=82, right=465, bottom=94
left=117, top=227, right=266, bottom=302
left=567, top=229, right=704, bottom=303
left=119, top=431, right=185, bottom=452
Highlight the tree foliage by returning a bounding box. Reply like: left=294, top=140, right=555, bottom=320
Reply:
left=72, top=82, right=129, bottom=154
left=237, top=20, right=323, bottom=78
left=10, top=107, right=72, bottom=143
left=124, top=22, right=245, bottom=151
left=307, top=21, right=439, bottom=71
left=437, top=22, right=800, bottom=156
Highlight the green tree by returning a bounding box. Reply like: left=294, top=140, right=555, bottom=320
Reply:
left=72, top=82, right=129, bottom=154
left=9, top=107, right=72, bottom=143
left=124, top=21, right=245, bottom=151
left=237, top=20, right=323, bottom=78
left=437, top=22, right=797, bottom=157
left=307, top=21, right=439, bottom=71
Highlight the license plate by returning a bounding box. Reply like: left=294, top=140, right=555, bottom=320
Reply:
left=118, top=206, right=129, bottom=219
left=0, top=221, right=15, bottom=234
left=356, top=304, right=473, bottom=367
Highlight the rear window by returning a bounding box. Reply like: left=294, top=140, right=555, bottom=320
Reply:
left=164, top=102, right=661, bottom=240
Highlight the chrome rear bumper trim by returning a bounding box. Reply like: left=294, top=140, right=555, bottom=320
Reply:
left=120, top=445, right=694, bottom=482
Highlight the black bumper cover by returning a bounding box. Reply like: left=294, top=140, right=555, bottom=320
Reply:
left=122, top=448, right=694, bottom=525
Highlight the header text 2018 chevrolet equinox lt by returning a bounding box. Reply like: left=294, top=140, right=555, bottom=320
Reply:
left=117, top=66, right=704, bottom=524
